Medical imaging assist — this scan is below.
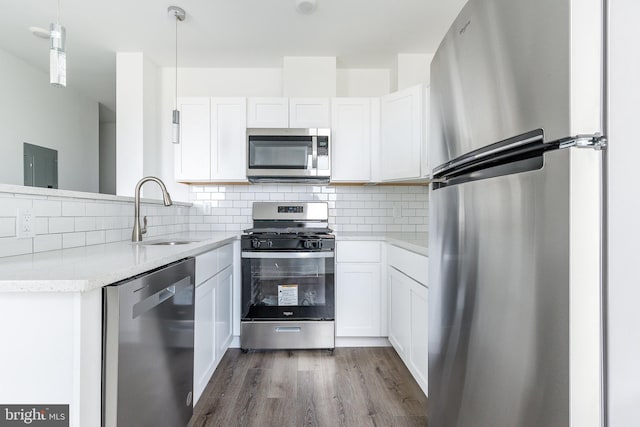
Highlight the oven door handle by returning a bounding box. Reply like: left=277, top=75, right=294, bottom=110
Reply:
left=241, top=251, right=334, bottom=259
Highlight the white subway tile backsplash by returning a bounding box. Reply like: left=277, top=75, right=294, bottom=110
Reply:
left=33, top=200, right=62, bottom=217
left=105, top=229, right=122, bottom=243
left=34, top=217, right=49, bottom=235
left=0, top=184, right=427, bottom=259
left=86, top=231, right=106, bottom=246
left=0, top=196, right=32, bottom=216
left=34, top=234, right=62, bottom=253
left=75, top=217, right=97, bottom=232
left=49, top=217, right=74, bottom=233
left=184, top=183, right=429, bottom=234
left=63, top=232, right=86, bottom=248
left=62, top=201, right=85, bottom=217
left=0, top=217, right=15, bottom=238
left=0, top=237, right=32, bottom=257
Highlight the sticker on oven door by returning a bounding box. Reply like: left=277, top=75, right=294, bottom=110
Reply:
left=278, top=284, right=298, bottom=306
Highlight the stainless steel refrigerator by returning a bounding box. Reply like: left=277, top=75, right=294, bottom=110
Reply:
left=428, top=0, right=605, bottom=426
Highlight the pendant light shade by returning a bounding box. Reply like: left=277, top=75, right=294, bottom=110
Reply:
left=50, top=0, right=66, bottom=88
left=169, top=6, right=186, bottom=144
left=49, top=23, right=66, bottom=87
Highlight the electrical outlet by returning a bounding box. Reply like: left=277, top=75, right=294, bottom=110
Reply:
left=16, top=208, right=36, bottom=238
left=393, top=205, right=401, bottom=218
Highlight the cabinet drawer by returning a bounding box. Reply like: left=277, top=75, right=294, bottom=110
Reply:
left=196, top=249, right=218, bottom=285
left=337, top=241, right=381, bottom=263
left=217, top=243, right=233, bottom=270
left=388, top=244, right=428, bottom=285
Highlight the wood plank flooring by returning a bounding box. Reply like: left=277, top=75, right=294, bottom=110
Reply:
left=188, top=347, right=428, bottom=427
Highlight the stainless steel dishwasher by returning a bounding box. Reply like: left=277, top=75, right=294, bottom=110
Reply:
left=102, top=257, right=195, bottom=427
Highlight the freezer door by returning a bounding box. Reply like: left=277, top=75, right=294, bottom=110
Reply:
left=430, top=0, right=571, bottom=169
left=428, top=147, right=602, bottom=427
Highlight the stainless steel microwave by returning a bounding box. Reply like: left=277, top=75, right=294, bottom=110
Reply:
left=246, top=128, right=331, bottom=183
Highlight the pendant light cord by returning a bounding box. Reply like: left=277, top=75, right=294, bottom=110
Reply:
left=175, top=14, right=178, bottom=111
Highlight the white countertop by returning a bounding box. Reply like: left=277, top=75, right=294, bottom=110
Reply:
left=0, top=230, right=427, bottom=293
left=335, top=232, right=428, bottom=256
left=0, top=232, right=239, bottom=293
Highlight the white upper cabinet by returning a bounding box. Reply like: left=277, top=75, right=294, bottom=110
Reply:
left=175, top=97, right=211, bottom=181
left=247, top=98, right=289, bottom=128
left=380, top=84, right=426, bottom=181
left=289, top=98, right=331, bottom=128
left=175, top=97, right=247, bottom=182
left=210, top=98, right=247, bottom=181
left=331, top=98, right=378, bottom=183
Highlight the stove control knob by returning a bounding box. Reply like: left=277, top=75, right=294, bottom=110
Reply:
left=251, top=239, right=261, bottom=249
left=303, top=240, right=312, bottom=249
left=317, top=240, right=323, bottom=249
left=266, top=240, right=273, bottom=248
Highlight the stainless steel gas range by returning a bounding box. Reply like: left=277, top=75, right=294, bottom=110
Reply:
left=240, top=202, right=335, bottom=351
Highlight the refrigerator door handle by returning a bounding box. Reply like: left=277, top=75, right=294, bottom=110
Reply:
left=557, top=133, right=607, bottom=150
left=432, top=130, right=607, bottom=186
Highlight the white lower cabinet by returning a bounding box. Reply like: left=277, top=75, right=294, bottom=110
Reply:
left=194, top=275, right=216, bottom=402
left=387, top=244, right=429, bottom=396
left=336, top=263, right=382, bottom=336
left=388, top=267, right=411, bottom=354
left=193, top=244, right=234, bottom=405
left=335, top=241, right=385, bottom=338
left=215, top=265, right=233, bottom=360
left=409, top=282, right=429, bottom=390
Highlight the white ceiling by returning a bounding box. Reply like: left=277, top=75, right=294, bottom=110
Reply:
left=0, top=0, right=466, bottom=113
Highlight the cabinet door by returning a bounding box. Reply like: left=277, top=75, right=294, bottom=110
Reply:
left=289, top=98, right=330, bottom=128
left=336, top=263, right=382, bottom=337
left=388, top=267, right=411, bottom=356
left=380, top=85, right=424, bottom=181
left=410, top=282, right=429, bottom=394
left=194, top=276, right=216, bottom=404
left=247, top=98, right=289, bottom=128
left=331, top=98, right=372, bottom=182
left=215, top=265, right=233, bottom=362
left=175, top=98, right=210, bottom=181
left=211, top=98, right=247, bottom=181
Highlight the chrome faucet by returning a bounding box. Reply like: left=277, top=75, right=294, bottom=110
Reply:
left=132, top=176, right=173, bottom=242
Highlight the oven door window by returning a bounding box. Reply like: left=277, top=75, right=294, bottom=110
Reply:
left=242, top=254, right=334, bottom=320
left=248, top=136, right=313, bottom=170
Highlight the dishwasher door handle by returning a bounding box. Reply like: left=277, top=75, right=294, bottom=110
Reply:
left=132, top=285, right=176, bottom=319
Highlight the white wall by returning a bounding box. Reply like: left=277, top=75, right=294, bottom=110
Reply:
left=99, top=122, right=116, bottom=195
left=397, top=53, right=433, bottom=89
left=336, top=69, right=391, bottom=97
left=116, top=53, right=144, bottom=196
left=607, top=0, right=640, bottom=424
left=283, top=56, right=337, bottom=97
left=0, top=47, right=99, bottom=193
left=142, top=57, right=161, bottom=199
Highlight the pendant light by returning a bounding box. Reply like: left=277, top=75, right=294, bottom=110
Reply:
left=50, top=0, right=66, bottom=87
left=168, top=6, right=186, bottom=144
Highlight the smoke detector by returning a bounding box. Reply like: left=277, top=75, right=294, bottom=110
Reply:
left=295, top=0, right=317, bottom=14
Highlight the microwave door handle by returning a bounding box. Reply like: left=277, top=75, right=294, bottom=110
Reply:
left=312, top=136, right=318, bottom=172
